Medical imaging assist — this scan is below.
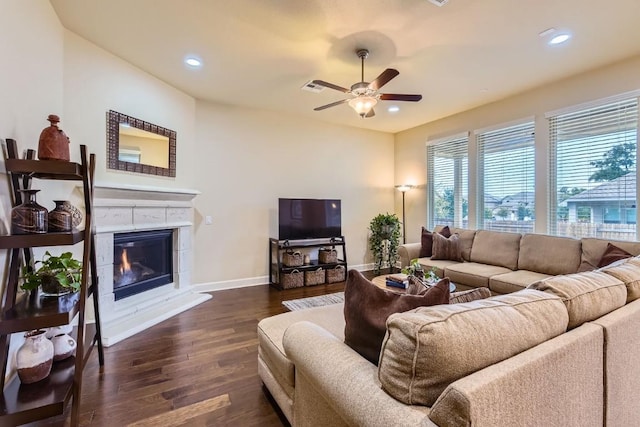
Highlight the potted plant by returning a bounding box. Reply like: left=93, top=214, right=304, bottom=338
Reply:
left=368, top=213, right=402, bottom=274
left=21, top=251, right=82, bottom=296
left=402, top=259, right=439, bottom=283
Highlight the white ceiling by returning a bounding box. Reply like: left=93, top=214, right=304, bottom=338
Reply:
left=50, top=0, right=640, bottom=134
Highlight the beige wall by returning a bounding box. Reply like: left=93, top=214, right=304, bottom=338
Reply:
left=194, top=101, right=394, bottom=284
left=395, top=55, right=640, bottom=244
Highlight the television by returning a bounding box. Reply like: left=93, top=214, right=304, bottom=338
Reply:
left=278, top=198, right=342, bottom=240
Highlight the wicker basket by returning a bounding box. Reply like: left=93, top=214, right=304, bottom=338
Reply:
left=318, top=248, right=338, bottom=264
left=281, top=269, right=304, bottom=289
left=282, top=250, right=303, bottom=267
left=326, top=265, right=346, bottom=283
left=305, top=268, right=326, bottom=286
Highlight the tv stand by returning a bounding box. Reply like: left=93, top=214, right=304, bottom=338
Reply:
left=269, top=237, right=347, bottom=290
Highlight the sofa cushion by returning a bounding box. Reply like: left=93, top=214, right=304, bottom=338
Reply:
left=597, top=243, right=632, bottom=268
left=419, top=226, right=452, bottom=258
left=600, top=256, right=640, bottom=303
left=528, top=271, right=627, bottom=329
left=378, top=289, right=568, bottom=406
left=517, top=233, right=581, bottom=275
left=343, top=270, right=450, bottom=365
left=444, top=262, right=512, bottom=288
left=258, top=302, right=346, bottom=391
left=431, top=232, right=462, bottom=261
left=450, top=227, right=477, bottom=261
left=417, top=258, right=462, bottom=279
left=489, top=270, right=552, bottom=295
left=469, top=230, right=521, bottom=270
left=580, top=238, right=640, bottom=271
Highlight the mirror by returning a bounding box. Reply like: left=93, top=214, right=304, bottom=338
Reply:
left=107, top=110, right=176, bottom=177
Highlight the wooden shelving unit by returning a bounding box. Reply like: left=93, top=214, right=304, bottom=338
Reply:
left=0, top=139, right=104, bottom=426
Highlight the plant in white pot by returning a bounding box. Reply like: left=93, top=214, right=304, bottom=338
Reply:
left=21, top=251, right=82, bottom=296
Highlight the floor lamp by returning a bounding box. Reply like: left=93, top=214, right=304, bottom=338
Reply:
left=395, top=185, right=415, bottom=244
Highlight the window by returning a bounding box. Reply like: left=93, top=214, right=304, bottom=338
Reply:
left=426, top=134, right=468, bottom=229
left=549, top=98, right=638, bottom=241
left=476, top=121, right=535, bottom=232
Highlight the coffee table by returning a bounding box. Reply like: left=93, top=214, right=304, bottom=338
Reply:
left=372, top=273, right=456, bottom=293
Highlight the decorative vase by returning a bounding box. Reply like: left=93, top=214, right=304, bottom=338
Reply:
left=45, top=324, right=73, bottom=339
left=60, top=201, right=82, bottom=228
left=16, top=330, right=54, bottom=384
left=48, top=200, right=73, bottom=232
left=380, top=224, right=395, bottom=239
left=40, top=273, right=73, bottom=297
left=11, top=189, right=48, bottom=234
left=51, top=333, right=76, bottom=361
left=38, top=114, right=70, bottom=161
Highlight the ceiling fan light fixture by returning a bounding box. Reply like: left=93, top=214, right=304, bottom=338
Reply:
left=349, top=96, right=377, bottom=118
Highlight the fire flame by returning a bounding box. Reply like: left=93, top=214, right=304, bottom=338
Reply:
left=120, top=248, right=132, bottom=274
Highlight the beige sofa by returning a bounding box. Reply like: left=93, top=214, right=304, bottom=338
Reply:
left=399, top=227, right=640, bottom=294
left=258, top=231, right=640, bottom=426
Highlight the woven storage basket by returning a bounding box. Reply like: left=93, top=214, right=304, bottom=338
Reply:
left=326, top=265, right=346, bottom=283
left=305, top=268, right=326, bottom=286
left=318, top=248, right=338, bottom=264
left=282, top=250, right=303, bottom=267
left=281, top=269, right=304, bottom=289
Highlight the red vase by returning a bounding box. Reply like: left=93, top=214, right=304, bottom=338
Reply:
left=38, top=114, right=70, bottom=161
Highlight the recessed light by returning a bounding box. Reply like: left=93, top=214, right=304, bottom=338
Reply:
left=184, top=57, right=202, bottom=68
left=549, top=33, right=571, bottom=45
left=388, top=105, right=400, bottom=113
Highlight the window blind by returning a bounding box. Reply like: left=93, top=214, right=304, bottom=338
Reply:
left=427, top=135, right=468, bottom=229
left=476, top=121, right=535, bottom=232
left=549, top=98, right=638, bottom=240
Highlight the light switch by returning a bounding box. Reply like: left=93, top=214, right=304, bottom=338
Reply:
left=205, top=215, right=213, bottom=225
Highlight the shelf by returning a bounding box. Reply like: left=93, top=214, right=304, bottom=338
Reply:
left=271, top=237, right=345, bottom=250
left=4, top=158, right=83, bottom=181
left=0, top=230, right=84, bottom=249
left=280, top=260, right=346, bottom=272
left=0, top=292, right=81, bottom=335
left=0, top=356, right=75, bottom=425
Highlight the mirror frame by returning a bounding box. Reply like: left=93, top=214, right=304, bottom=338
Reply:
left=107, top=110, right=176, bottom=177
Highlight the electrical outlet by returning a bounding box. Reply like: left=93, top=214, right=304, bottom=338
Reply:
left=205, top=215, right=213, bottom=225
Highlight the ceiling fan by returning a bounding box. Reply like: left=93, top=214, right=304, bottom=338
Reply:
left=312, top=48, right=422, bottom=118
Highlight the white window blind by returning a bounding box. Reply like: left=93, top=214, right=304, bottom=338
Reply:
left=427, top=135, right=468, bottom=229
left=549, top=98, right=638, bottom=240
left=476, top=121, right=535, bottom=232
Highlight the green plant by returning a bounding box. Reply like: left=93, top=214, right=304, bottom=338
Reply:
left=402, top=259, right=439, bottom=283
left=368, top=213, right=402, bottom=274
left=21, top=251, right=82, bottom=293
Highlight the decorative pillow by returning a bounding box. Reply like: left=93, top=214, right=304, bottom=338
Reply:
left=597, top=243, right=632, bottom=268
left=449, top=287, right=492, bottom=304
left=419, top=226, right=452, bottom=258
left=378, top=290, right=568, bottom=406
left=431, top=232, right=462, bottom=261
left=528, top=271, right=627, bottom=329
left=600, top=256, right=640, bottom=303
left=343, top=269, right=450, bottom=365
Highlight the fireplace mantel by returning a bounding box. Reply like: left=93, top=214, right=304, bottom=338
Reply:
left=91, top=183, right=209, bottom=346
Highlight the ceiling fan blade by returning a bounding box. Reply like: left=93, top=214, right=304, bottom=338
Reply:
left=365, top=108, right=375, bottom=118
left=379, top=93, right=423, bottom=102
left=312, top=80, right=350, bottom=93
left=314, top=99, right=349, bottom=111
left=368, top=69, right=399, bottom=90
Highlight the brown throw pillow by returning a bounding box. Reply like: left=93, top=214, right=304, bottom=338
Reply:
left=597, top=243, right=632, bottom=268
left=343, top=270, right=450, bottom=365
left=431, top=232, right=462, bottom=261
left=419, top=226, right=452, bottom=258
left=449, top=287, right=492, bottom=304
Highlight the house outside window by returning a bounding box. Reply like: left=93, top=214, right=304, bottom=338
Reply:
left=549, top=97, right=638, bottom=241
left=476, top=120, right=535, bottom=233
left=426, top=134, right=468, bottom=229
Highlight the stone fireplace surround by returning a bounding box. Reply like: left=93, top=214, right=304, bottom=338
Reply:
left=92, top=184, right=210, bottom=346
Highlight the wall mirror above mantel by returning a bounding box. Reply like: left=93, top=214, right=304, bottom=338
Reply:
left=107, top=110, right=176, bottom=177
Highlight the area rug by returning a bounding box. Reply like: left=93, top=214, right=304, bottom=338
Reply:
left=282, top=292, right=344, bottom=311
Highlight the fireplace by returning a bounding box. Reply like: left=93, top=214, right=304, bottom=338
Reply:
left=113, top=229, right=173, bottom=300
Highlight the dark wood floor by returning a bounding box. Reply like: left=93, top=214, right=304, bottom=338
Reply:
left=35, top=279, right=355, bottom=426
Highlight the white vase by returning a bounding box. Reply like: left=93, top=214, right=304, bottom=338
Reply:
left=51, top=333, right=77, bottom=361
left=16, top=330, right=54, bottom=384
left=45, top=324, right=73, bottom=339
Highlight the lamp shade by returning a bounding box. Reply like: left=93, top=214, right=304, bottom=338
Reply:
left=349, top=96, right=377, bottom=117
left=395, top=184, right=415, bottom=192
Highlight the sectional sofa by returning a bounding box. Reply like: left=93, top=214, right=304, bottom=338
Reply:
left=257, top=229, right=640, bottom=426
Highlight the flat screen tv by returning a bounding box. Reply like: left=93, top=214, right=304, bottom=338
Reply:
left=278, top=198, right=342, bottom=240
